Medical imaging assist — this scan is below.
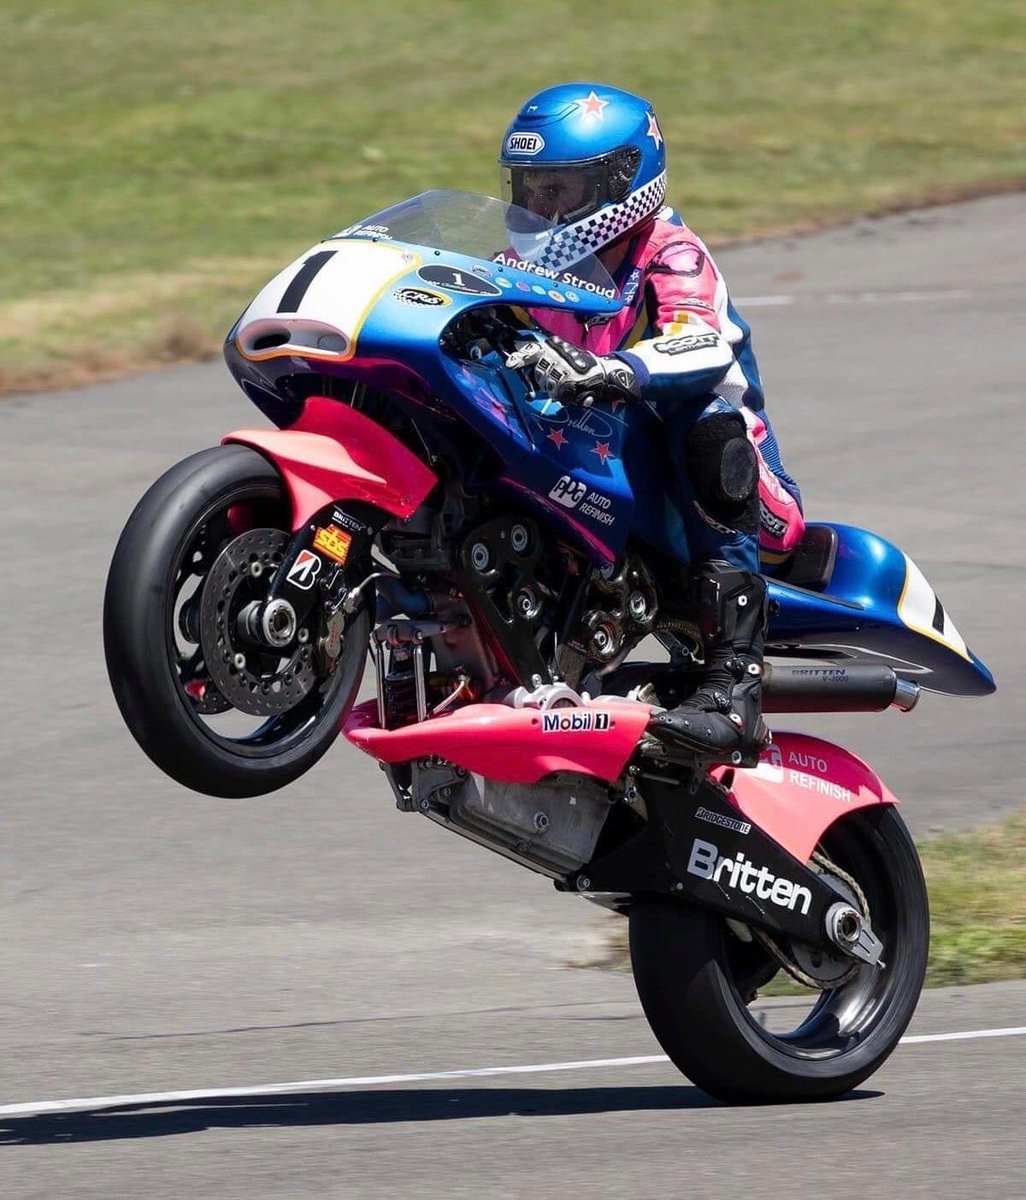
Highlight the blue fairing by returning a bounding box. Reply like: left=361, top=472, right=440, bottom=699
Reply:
left=347, top=245, right=688, bottom=562
left=767, top=524, right=994, bottom=696
left=226, top=192, right=993, bottom=698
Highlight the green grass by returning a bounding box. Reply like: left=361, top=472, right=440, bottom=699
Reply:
left=2, top=0, right=1025, bottom=391
left=921, top=810, right=1026, bottom=986
left=595, top=809, right=1026, bottom=990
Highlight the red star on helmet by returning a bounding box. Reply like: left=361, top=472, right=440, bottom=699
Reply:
left=646, top=112, right=663, bottom=149
left=547, top=428, right=568, bottom=448
left=578, top=91, right=609, bottom=120
left=592, top=441, right=614, bottom=463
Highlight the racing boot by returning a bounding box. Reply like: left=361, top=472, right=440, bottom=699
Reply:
left=648, top=561, right=770, bottom=766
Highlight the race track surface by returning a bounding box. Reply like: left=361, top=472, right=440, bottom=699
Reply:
left=1, top=193, right=1023, bottom=1197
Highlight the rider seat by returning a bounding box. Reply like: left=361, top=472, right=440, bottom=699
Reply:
left=768, top=524, right=838, bottom=592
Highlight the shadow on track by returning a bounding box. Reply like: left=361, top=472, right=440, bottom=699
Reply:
left=0, top=1085, right=881, bottom=1145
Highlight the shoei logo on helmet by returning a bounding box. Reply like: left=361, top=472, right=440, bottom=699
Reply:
left=506, top=132, right=545, bottom=155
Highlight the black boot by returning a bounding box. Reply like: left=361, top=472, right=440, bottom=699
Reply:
left=648, top=561, right=769, bottom=766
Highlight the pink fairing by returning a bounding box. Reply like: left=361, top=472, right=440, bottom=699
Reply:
left=223, top=396, right=438, bottom=530
left=345, top=699, right=653, bottom=784
left=347, top=700, right=894, bottom=863
left=712, top=733, right=899, bottom=863
left=743, top=410, right=806, bottom=557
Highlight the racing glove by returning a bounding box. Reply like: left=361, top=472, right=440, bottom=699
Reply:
left=506, top=337, right=642, bottom=407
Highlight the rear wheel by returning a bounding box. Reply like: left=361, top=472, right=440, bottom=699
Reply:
left=629, top=806, right=928, bottom=1103
left=104, top=445, right=370, bottom=797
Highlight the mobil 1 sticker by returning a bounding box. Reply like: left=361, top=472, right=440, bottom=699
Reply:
left=541, top=710, right=611, bottom=733
left=418, top=264, right=502, bottom=297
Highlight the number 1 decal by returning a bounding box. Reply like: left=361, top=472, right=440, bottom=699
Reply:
left=277, top=251, right=337, bottom=313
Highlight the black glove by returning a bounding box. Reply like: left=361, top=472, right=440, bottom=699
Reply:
left=506, top=336, right=641, bottom=406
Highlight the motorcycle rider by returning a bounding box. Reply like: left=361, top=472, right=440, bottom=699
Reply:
left=498, top=82, right=805, bottom=766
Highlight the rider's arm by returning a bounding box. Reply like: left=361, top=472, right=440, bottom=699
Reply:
left=613, top=237, right=744, bottom=411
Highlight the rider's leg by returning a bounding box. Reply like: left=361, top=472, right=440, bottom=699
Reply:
left=649, top=560, right=769, bottom=765
left=649, top=400, right=769, bottom=765
left=741, top=407, right=806, bottom=565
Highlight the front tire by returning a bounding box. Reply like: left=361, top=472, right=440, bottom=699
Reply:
left=104, top=444, right=370, bottom=797
left=629, top=806, right=928, bottom=1103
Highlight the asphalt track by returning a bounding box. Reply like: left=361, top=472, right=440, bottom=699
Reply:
left=1, top=193, right=1024, bottom=1197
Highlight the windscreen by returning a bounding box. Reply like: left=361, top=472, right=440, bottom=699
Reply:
left=332, top=190, right=618, bottom=300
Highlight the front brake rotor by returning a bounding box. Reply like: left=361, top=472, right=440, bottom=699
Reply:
left=199, top=528, right=318, bottom=717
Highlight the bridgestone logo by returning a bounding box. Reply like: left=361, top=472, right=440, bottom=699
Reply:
left=541, top=710, right=611, bottom=733
left=506, top=132, right=545, bottom=155
left=686, top=837, right=812, bottom=914
left=695, top=806, right=751, bottom=835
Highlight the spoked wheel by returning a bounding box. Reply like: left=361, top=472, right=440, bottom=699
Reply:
left=104, top=445, right=371, bottom=797
left=629, top=806, right=928, bottom=1103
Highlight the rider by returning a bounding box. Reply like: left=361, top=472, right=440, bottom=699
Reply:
left=498, top=82, right=805, bottom=766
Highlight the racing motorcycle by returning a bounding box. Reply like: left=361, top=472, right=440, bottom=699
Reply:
left=104, top=191, right=994, bottom=1103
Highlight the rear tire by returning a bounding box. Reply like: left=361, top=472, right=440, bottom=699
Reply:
left=629, top=806, right=928, bottom=1103
left=104, top=444, right=370, bottom=797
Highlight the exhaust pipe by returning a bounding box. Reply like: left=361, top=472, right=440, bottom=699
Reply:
left=762, top=664, right=920, bottom=714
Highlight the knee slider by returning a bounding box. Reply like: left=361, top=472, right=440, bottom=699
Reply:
left=684, top=412, right=758, bottom=523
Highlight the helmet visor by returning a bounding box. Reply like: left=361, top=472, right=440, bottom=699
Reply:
left=499, top=163, right=604, bottom=227
left=499, top=147, right=642, bottom=229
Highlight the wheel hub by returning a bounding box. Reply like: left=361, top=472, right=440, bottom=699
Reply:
left=199, top=529, right=318, bottom=716
left=787, top=870, right=865, bottom=987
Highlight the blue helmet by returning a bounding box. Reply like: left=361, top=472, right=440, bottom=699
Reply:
left=498, top=83, right=667, bottom=259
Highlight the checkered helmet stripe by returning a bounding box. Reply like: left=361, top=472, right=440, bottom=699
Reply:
left=532, top=172, right=667, bottom=273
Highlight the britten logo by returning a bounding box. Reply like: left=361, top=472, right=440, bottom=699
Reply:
left=686, top=838, right=812, bottom=914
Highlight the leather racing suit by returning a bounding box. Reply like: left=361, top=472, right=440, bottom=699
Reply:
left=532, top=207, right=805, bottom=571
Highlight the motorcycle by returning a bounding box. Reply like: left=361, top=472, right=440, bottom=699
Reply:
left=104, top=190, right=994, bottom=1103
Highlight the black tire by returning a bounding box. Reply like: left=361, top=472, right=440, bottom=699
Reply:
left=104, top=444, right=370, bottom=798
left=629, top=806, right=928, bottom=1103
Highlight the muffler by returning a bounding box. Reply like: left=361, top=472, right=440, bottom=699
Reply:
left=763, top=664, right=919, bottom=714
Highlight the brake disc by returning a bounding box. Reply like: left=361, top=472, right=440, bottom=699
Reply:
left=199, top=528, right=318, bottom=717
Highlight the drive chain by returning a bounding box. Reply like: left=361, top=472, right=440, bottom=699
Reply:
left=750, top=849, right=871, bottom=992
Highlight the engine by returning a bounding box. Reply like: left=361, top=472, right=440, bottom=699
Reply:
left=384, top=757, right=615, bottom=879
left=369, top=479, right=664, bottom=728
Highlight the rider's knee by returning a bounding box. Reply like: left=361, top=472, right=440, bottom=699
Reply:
left=683, top=411, right=759, bottom=535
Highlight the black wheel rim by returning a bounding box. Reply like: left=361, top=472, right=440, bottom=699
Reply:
left=164, top=478, right=362, bottom=760
left=723, top=809, right=914, bottom=1059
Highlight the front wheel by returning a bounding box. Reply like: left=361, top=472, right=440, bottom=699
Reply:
left=629, top=806, right=928, bottom=1103
left=104, top=444, right=371, bottom=797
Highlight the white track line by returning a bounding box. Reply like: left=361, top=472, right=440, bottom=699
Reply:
left=902, top=1025, right=1026, bottom=1045
left=1, top=1027, right=1025, bottom=1118
left=737, top=287, right=980, bottom=307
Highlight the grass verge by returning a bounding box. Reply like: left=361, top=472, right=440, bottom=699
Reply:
left=591, top=809, right=1026, bottom=990
left=3, top=0, right=1025, bottom=394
